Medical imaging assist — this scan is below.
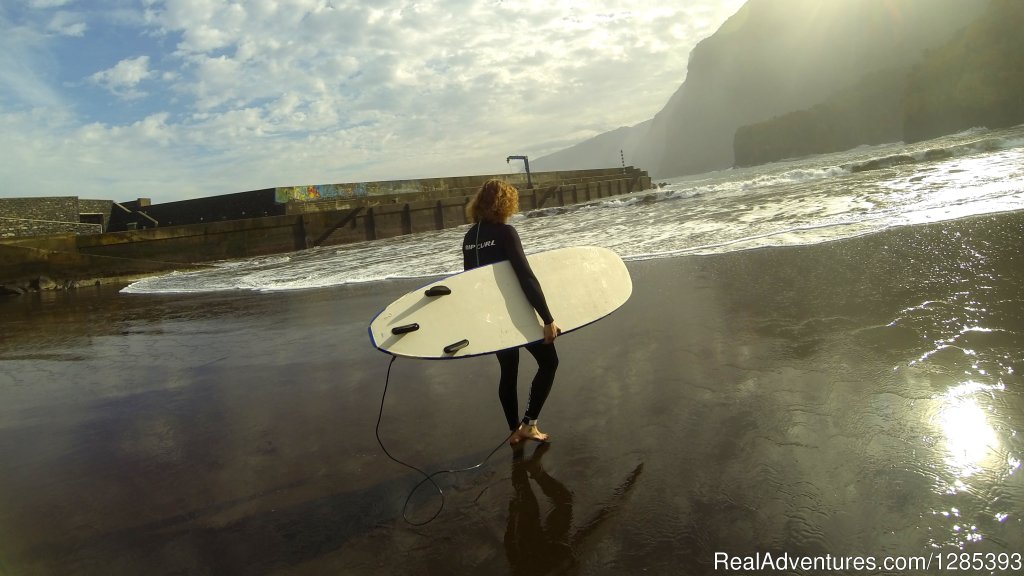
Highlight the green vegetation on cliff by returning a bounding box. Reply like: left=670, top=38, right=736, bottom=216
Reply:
left=903, top=0, right=1024, bottom=143
left=734, top=67, right=907, bottom=167
left=734, top=0, right=1024, bottom=165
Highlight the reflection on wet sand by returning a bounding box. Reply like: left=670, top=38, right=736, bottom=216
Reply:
left=505, top=444, right=643, bottom=575
left=506, top=444, right=574, bottom=574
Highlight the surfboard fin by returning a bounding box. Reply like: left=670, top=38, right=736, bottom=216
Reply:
left=443, top=339, right=469, bottom=354
left=425, top=286, right=451, bottom=297
left=391, top=323, right=420, bottom=335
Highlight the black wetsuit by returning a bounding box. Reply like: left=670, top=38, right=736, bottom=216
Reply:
left=463, top=222, right=558, bottom=430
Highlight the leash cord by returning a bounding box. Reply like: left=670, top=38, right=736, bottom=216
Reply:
left=375, top=355, right=513, bottom=526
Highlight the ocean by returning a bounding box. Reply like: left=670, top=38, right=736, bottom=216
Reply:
left=1, top=125, right=1022, bottom=575
left=122, top=124, right=1024, bottom=294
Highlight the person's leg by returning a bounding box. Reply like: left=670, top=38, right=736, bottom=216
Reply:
left=496, top=348, right=520, bottom=431
left=511, top=342, right=558, bottom=443
left=523, top=342, right=558, bottom=422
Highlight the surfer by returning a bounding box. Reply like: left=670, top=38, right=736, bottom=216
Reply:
left=463, top=179, right=561, bottom=445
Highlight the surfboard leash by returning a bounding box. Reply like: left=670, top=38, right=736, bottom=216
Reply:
left=375, top=355, right=514, bottom=526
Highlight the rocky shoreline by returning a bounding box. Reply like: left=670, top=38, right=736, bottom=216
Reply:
left=0, top=272, right=166, bottom=296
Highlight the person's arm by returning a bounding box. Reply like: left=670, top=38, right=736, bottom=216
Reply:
left=500, top=225, right=555, bottom=327
left=463, top=234, right=473, bottom=271
left=463, top=223, right=480, bottom=271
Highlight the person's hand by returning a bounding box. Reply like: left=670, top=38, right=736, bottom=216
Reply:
left=543, top=321, right=561, bottom=344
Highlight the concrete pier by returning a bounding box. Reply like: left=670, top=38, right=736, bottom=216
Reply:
left=0, top=168, right=651, bottom=289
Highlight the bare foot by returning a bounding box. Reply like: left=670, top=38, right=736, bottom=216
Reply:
left=510, top=422, right=549, bottom=445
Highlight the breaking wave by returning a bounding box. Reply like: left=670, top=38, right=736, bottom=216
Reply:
left=122, top=124, right=1024, bottom=294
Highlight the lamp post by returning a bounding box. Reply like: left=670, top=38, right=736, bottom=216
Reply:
left=506, top=155, right=533, bottom=189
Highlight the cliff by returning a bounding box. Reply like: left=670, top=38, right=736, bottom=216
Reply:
left=735, top=0, right=1024, bottom=164
left=535, top=0, right=987, bottom=178
left=733, top=67, right=907, bottom=166
left=903, top=0, right=1024, bottom=143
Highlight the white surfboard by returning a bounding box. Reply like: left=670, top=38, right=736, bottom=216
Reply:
left=368, top=246, right=632, bottom=359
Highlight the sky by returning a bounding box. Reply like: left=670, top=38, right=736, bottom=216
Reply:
left=0, top=0, right=745, bottom=203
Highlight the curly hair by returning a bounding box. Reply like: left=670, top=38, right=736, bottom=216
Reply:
left=466, top=179, right=520, bottom=224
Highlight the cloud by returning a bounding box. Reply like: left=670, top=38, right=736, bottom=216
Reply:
left=89, top=55, right=154, bottom=99
left=28, top=0, right=75, bottom=8
left=0, top=14, right=66, bottom=110
left=2, top=0, right=747, bottom=202
left=46, top=11, right=87, bottom=36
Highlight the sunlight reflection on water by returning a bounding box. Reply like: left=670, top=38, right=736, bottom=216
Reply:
left=936, top=382, right=1001, bottom=480
left=927, top=378, right=1017, bottom=548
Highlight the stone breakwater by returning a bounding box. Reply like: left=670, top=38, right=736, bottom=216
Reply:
left=2, top=275, right=76, bottom=295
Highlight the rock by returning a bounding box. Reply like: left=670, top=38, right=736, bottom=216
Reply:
left=0, top=284, right=27, bottom=296
left=34, top=276, right=58, bottom=291
left=923, top=148, right=955, bottom=161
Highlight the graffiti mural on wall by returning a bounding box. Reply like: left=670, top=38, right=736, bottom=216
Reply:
left=275, top=183, right=371, bottom=203
left=275, top=180, right=447, bottom=204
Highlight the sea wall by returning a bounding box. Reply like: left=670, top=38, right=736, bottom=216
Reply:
left=0, top=168, right=646, bottom=238
left=0, top=217, right=101, bottom=239
left=119, top=189, right=285, bottom=229
left=0, top=171, right=650, bottom=290
left=0, top=197, right=79, bottom=223
left=0, top=197, right=102, bottom=239
left=273, top=168, right=631, bottom=204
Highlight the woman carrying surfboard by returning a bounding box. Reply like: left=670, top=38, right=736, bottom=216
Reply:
left=463, top=179, right=561, bottom=445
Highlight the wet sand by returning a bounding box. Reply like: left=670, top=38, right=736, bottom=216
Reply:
left=1, top=212, right=1022, bottom=575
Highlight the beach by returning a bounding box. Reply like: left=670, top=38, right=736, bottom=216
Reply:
left=1, top=209, right=1021, bottom=574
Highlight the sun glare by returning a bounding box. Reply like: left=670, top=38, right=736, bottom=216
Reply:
left=936, top=382, right=1001, bottom=480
